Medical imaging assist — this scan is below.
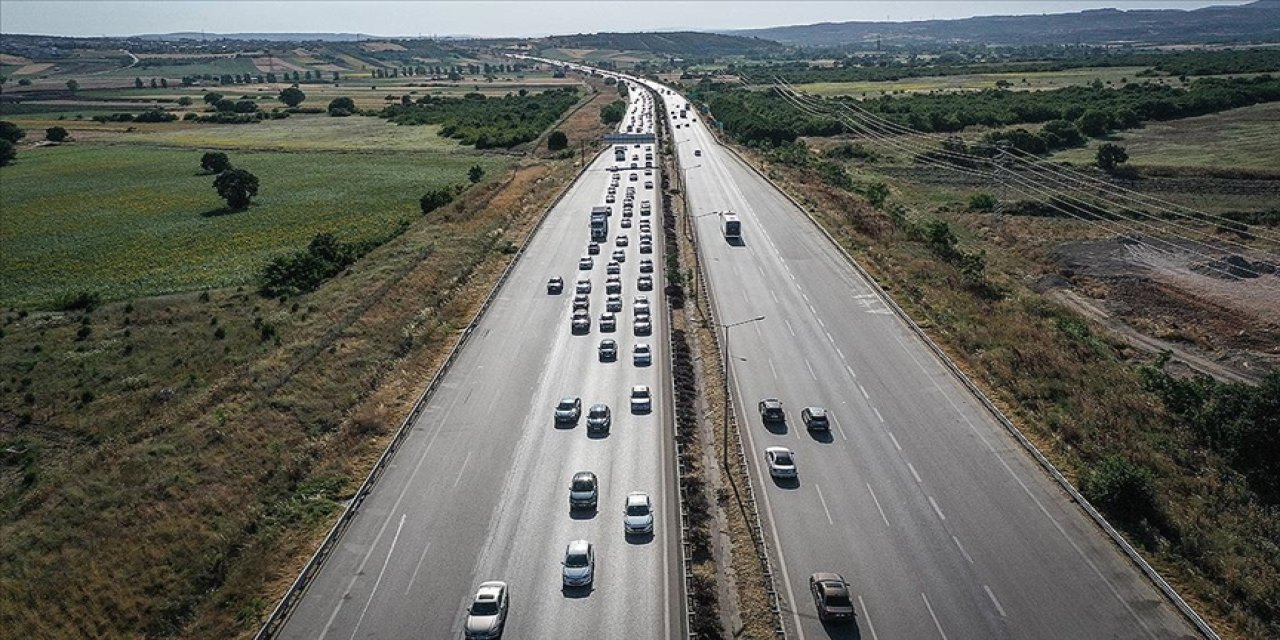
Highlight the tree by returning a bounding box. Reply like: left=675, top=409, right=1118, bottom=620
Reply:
left=160, top=78, right=168, bottom=88
left=233, top=99, right=258, bottom=113
left=177, top=96, right=193, bottom=106
left=419, top=186, right=457, bottom=215
left=468, top=164, right=485, bottom=183
left=203, top=92, right=223, bottom=105
left=201, top=151, right=231, bottom=174
left=213, top=168, right=259, bottom=210
left=1076, top=109, right=1112, bottom=137
left=1096, top=143, right=1129, bottom=174
left=600, top=100, right=625, bottom=125
left=328, top=96, right=355, bottom=117
left=0, top=139, right=14, bottom=167
left=969, top=193, right=997, bottom=211
left=0, top=120, right=25, bottom=143
left=278, top=86, right=306, bottom=107
left=65, top=79, right=79, bottom=93
left=45, top=126, right=69, bottom=142
left=213, top=98, right=237, bottom=113
left=135, top=77, right=144, bottom=89
left=150, top=78, right=158, bottom=89
left=547, top=130, right=568, bottom=151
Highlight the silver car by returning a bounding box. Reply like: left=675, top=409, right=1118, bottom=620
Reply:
left=562, top=540, right=595, bottom=587
left=766, top=447, right=797, bottom=479
left=623, top=492, right=654, bottom=535
left=586, top=404, right=611, bottom=433
left=464, top=581, right=509, bottom=639
left=633, top=343, right=651, bottom=366
left=630, top=385, right=652, bottom=414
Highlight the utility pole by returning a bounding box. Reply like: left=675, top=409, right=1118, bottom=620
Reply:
left=717, top=315, right=766, bottom=468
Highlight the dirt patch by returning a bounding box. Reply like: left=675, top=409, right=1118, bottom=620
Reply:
left=252, top=56, right=305, bottom=73
left=361, top=42, right=406, bottom=52
left=14, top=63, right=55, bottom=76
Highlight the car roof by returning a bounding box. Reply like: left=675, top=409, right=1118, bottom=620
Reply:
left=601, top=339, right=616, bottom=345
left=762, top=398, right=782, bottom=405
left=573, top=470, right=596, bottom=481
left=632, top=385, right=649, bottom=393
left=806, top=406, right=827, bottom=415
left=590, top=403, right=608, bottom=411
left=766, top=446, right=791, bottom=455
left=476, top=581, right=506, bottom=597
left=567, top=539, right=591, bottom=554
left=626, top=492, right=650, bottom=505
left=811, top=572, right=844, bottom=584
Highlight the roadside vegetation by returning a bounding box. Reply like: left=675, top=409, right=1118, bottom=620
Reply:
left=379, top=86, right=581, bottom=148
left=0, top=57, right=618, bottom=637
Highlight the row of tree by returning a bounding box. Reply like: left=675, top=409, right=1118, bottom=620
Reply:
left=380, top=87, right=580, bottom=149
left=177, top=70, right=340, bottom=87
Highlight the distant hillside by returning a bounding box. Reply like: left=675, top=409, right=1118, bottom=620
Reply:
left=137, top=32, right=375, bottom=42
left=539, top=31, right=783, bottom=57
left=731, top=1, right=1280, bottom=47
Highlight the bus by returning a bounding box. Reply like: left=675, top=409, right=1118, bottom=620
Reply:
left=721, top=212, right=741, bottom=241
left=614, top=146, right=627, bottom=162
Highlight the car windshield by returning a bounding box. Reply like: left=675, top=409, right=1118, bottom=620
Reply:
left=626, top=503, right=650, bottom=516
left=572, top=478, right=594, bottom=491
left=471, top=600, right=499, bottom=616
left=565, top=551, right=589, bottom=567
left=558, top=400, right=575, bottom=410
left=775, top=453, right=793, bottom=465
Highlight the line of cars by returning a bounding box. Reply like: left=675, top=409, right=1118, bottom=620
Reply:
left=464, top=82, right=662, bottom=639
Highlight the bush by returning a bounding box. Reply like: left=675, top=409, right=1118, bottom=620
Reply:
left=134, top=109, right=178, bottom=123
left=969, top=193, right=997, bottom=211
left=201, top=151, right=231, bottom=174
left=0, top=120, right=25, bottom=143
left=419, top=186, right=458, bottom=215
left=1082, top=455, right=1159, bottom=522
left=259, top=233, right=361, bottom=298
left=599, top=100, right=626, bottom=124
left=328, top=96, right=356, bottom=116
left=279, top=86, right=306, bottom=107
left=547, top=130, right=568, bottom=151
left=55, top=290, right=101, bottom=312
left=468, top=164, right=485, bottom=183
left=45, top=127, right=69, bottom=142
left=1096, top=143, right=1129, bottom=174
left=0, top=139, right=14, bottom=167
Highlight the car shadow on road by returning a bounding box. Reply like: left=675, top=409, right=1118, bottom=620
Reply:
left=553, top=420, right=577, bottom=431
left=561, top=584, right=594, bottom=599
left=808, top=430, right=835, bottom=444
left=772, top=476, right=801, bottom=490
left=568, top=507, right=597, bottom=521
left=763, top=419, right=788, bottom=436
left=624, top=531, right=655, bottom=546
left=586, top=429, right=610, bottom=440
left=726, top=237, right=745, bottom=248
left=794, top=609, right=865, bottom=639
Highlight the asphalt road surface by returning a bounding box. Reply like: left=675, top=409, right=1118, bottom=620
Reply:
left=648, top=83, right=1199, bottom=640
left=277, top=86, right=683, bottom=640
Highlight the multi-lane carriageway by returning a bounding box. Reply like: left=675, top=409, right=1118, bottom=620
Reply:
left=277, top=84, right=683, bottom=639
left=273, top=56, right=1206, bottom=640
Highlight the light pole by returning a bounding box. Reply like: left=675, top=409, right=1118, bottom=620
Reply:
left=717, top=315, right=765, bottom=467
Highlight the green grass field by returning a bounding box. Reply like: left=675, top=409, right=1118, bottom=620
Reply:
left=103, top=58, right=264, bottom=78
left=795, top=66, right=1155, bottom=96
left=1049, top=101, right=1280, bottom=170
left=130, top=113, right=465, bottom=152
left=0, top=143, right=508, bottom=308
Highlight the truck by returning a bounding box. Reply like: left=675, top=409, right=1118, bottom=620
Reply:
left=591, top=206, right=610, bottom=241
left=614, top=146, right=627, bottom=162
left=721, top=212, right=741, bottom=241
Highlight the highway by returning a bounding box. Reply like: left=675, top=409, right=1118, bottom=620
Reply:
left=646, top=82, right=1200, bottom=639
left=275, top=84, right=683, bottom=639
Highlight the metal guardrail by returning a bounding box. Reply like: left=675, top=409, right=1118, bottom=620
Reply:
left=255, top=147, right=608, bottom=639
left=715, top=141, right=1221, bottom=640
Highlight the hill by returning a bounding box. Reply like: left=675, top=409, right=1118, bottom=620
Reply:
left=730, top=1, right=1280, bottom=47
left=538, top=31, right=783, bottom=57
left=136, top=32, right=375, bottom=42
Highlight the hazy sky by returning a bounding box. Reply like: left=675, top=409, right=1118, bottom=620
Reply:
left=0, top=1, right=1253, bottom=38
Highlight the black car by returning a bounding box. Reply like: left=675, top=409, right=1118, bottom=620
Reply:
left=547, top=277, right=564, bottom=294
left=569, top=471, right=598, bottom=510
left=802, top=407, right=829, bottom=431
left=809, top=573, right=855, bottom=622
left=758, top=398, right=785, bottom=422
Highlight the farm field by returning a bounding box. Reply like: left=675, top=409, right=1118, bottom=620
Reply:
left=128, top=114, right=465, bottom=152
left=1048, top=101, right=1280, bottom=170
left=793, top=65, right=1155, bottom=96
left=0, top=143, right=508, bottom=308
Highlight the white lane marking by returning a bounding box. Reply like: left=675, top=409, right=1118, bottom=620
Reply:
left=825, top=330, right=835, bottom=343
left=907, top=462, right=923, bottom=483
left=883, top=328, right=1158, bottom=636
left=922, top=592, right=950, bottom=640
left=742, top=289, right=751, bottom=303
left=952, top=535, right=975, bottom=565
left=349, top=514, right=406, bottom=640
left=805, top=358, right=817, bottom=381
left=816, top=316, right=825, bottom=330
left=858, top=383, right=870, bottom=400
left=866, top=482, right=890, bottom=527
left=829, top=413, right=848, bottom=441
left=801, top=292, right=810, bottom=304
left=405, top=542, right=432, bottom=595
left=770, top=288, right=779, bottom=304
left=452, top=450, right=473, bottom=488
left=928, top=495, right=947, bottom=521
left=888, top=431, right=902, bottom=451
left=845, top=364, right=857, bottom=379
left=984, top=585, right=1008, bottom=618
left=858, top=595, right=881, bottom=640
left=873, top=407, right=884, bottom=423
left=836, top=347, right=846, bottom=361
left=768, top=358, right=778, bottom=380
left=814, top=484, right=834, bottom=525
left=784, top=318, right=796, bottom=336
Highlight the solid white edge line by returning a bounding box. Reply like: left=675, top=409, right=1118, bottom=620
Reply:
left=858, top=595, right=881, bottom=640
left=866, top=482, right=890, bottom=527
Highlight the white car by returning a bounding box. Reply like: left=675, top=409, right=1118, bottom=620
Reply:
left=633, top=343, right=652, bottom=366
left=634, top=318, right=652, bottom=336
left=600, top=312, right=617, bottom=332
left=578, top=256, right=593, bottom=270
left=576, top=279, right=591, bottom=294
left=637, top=275, right=653, bottom=291
left=464, top=581, right=509, bottom=639
left=630, top=385, right=651, bottom=413
left=562, top=540, right=595, bottom=587
left=639, top=259, right=654, bottom=274
left=623, top=492, right=654, bottom=535
left=616, top=235, right=629, bottom=247
left=765, top=447, right=797, bottom=479
left=606, top=295, right=623, bottom=312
